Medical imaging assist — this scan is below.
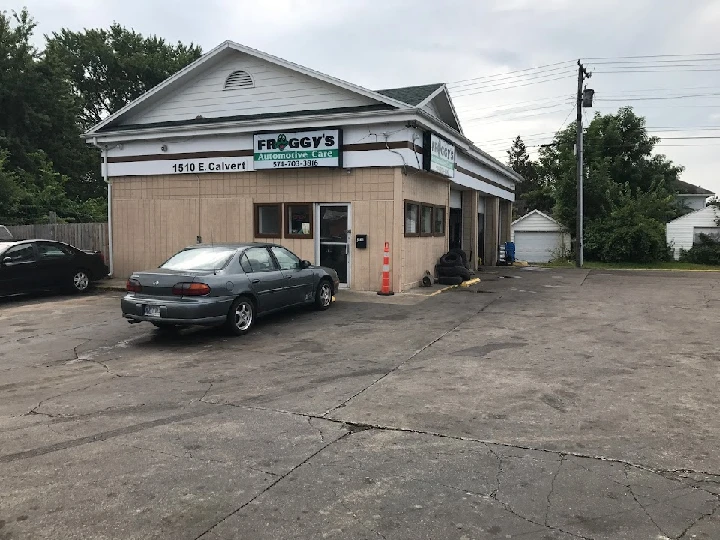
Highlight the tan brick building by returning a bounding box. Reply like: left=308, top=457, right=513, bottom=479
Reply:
left=85, top=41, right=520, bottom=292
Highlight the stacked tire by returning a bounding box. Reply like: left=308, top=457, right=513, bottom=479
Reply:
left=436, top=249, right=472, bottom=285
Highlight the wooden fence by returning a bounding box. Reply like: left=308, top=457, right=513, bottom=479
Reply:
left=5, top=223, right=109, bottom=261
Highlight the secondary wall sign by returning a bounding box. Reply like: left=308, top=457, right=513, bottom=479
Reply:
left=423, top=132, right=455, bottom=178
left=253, top=129, right=342, bottom=169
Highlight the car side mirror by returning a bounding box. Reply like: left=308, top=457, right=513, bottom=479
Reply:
left=1, top=256, right=11, bottom=266
left=300, top=260, right=311, bottom=269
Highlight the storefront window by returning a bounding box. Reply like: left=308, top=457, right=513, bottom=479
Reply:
left=255, top=204, right=281, bottom=237
left=421, top=205, right=433, bottom=236
left=434, top=206, right=446, bottom=236
left=405, top=201, right=419, bottom=236
left=286, top=203, right=313, bottom=238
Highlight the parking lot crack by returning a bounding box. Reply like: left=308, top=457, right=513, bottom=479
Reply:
left=307, top=417, right=325, bottom=443
left=677, top=501, right=720, bottom=539
left=320, top=297, right=502, bottom=418
left=545, top=454, right=565, bottom=527
left=193, top=431, right=352, bottom=540
left=624, top=464, right=669, bottom=537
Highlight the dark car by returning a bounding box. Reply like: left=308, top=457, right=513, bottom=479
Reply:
left=0, top=240, right=109, bottom=296
left=121, top=243, right=340, bottom=335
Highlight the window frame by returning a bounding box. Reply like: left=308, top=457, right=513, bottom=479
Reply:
left=404, top=200, right=421, bottom=237
left=254, top=203, right=283, bottom=238
left=270, top=246, right=302, bottom=271
left=420, top=204, right=434, bottom=237
left=243, top=247, right=279, bottom=273
left=433, top=205, right=447, bottom=237
left=285, top=202, right=314, bottom=239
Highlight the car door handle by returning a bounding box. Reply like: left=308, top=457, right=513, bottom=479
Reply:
left=251, top=279, right=260, bottom=284
left=286, top=275, right=293, bottom=279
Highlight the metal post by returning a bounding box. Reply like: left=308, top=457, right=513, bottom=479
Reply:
left=576, top=61, right=586, bottom=268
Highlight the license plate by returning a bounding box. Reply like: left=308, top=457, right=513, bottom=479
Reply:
left=144, top=306, right=161, bottom=317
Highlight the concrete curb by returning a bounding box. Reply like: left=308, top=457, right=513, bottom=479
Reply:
left=429, top=277, right=481, bottom=296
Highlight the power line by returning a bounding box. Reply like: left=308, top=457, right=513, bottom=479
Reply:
left=449, top=65, right=574, bottom=91
left=448, top=60, right=575, bottom=86
left=583, top=52, right=720, bottom=60
left=451, top=70, right=577, bottom=96
left=451, top=73, right=576, bottom=98
left=593, top=68, right=720, bottom=73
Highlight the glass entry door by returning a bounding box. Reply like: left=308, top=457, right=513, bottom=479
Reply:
left=316, top=204, right=350, bottom=287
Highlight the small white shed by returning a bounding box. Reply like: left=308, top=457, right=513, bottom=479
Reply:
left=511, top=210, right=571, bottom=263
left=667, top=206, right=720, bottom=259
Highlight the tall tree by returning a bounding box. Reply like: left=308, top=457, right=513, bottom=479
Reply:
left=537, top=107, right=683, bottom=262
left=507, top=136, right=553, bottom=216
left=0, top=9, right=103, bottom=222
left=46, top=26, right=202, bottom=130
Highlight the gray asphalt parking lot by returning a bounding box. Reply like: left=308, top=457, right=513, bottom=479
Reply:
left=1, top=268, right=719, bottom=539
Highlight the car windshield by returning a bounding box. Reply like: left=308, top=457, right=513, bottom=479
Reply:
left=161, top=247, right=236, bottom=271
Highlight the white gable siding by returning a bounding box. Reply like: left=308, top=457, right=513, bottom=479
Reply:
left=667, top=206, right=720, bottom=259
left=422, top=99, right=442, bottom=120
left=677, top=194, right=710, bottom=212
left=122, top=54, right=378, bottom=126
left=512, top=212, right=562, bottom=233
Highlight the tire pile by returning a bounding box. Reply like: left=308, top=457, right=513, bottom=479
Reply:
left=435, top=249, right=474, bottom=285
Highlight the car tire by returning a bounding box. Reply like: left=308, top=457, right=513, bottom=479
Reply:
left=70, top=269, right=91, bottom=293
left=439, top=252, right=462, bottom=266
left=437, top=276, right=464, bottom=285
left=314, top=279, right=333, bottom=311
left=449, top=248, right=469, bottom=267
left=437, top=265, right=472, bottom=281
left=226, top=296, right=255, bottom=336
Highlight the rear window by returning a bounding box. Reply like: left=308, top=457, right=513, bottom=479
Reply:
left=161, top=247, right=236, bottom=271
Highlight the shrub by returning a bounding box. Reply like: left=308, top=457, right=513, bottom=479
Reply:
left=680, top=234, right=720, bottom=265
left=584, top=212, right=670, bottom=263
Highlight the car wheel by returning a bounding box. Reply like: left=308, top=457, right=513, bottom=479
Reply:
left=70, top=269, right=91, bottom=293
left=226, top=296, right=255, bottom=336
left=314, top=279, right=333, bottom=311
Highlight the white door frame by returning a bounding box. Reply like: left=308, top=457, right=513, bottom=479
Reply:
left=315, top=203, right=352, bottom=289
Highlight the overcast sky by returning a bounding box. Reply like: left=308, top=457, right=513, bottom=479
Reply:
left=17, top=0, right=720, bottom=194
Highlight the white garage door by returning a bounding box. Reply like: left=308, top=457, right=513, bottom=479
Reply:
left=514, top=231, right=562, bottom=263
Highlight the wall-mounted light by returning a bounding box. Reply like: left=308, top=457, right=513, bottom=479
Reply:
left=161, top=144, right=168, bottom=152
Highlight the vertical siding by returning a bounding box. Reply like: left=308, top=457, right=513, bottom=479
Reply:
left=401, top=170, right=449, bottom=290
left=111, top=168, right=397, bottom=291
left=666, top=206, right=720, bottom=259
left=123, top=54, right=377, bottom=126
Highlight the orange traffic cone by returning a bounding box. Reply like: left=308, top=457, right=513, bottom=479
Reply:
left=377, top=241, right=394, bottom=296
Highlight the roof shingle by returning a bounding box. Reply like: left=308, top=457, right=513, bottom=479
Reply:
left=375, top=83, right=444, bottom=106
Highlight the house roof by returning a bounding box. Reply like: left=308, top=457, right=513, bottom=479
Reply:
left=86, top=40, right=411, bottom=135
left=673, top=179, right=714, bottom=195
left=376, top=84, right=445, bottom=106
left=511, top=209, right=564, bottom=228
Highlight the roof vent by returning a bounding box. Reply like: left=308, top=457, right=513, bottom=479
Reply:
left=224, top=70, right=254, bottom=90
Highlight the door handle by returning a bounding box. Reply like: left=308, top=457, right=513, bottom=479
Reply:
left=251, top=279, right=260, bottom=284
left=286, top=276, right=293, bottom=279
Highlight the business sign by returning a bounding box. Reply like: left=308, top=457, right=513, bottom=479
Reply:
left=423, top=132, right=455, bottom=178
left=253, top=129, right=342, bottom=169
left=106, top=156, right=253, bottom=177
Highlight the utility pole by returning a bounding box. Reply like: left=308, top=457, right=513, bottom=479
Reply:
left=576, top=60, right=592, bottom=268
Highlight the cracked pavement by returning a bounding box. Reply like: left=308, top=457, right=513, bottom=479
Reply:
left=1, top=268, right=720, bottom=539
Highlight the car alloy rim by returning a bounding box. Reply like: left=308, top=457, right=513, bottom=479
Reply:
left=320, top=284, right=332, bottom=307
left=235, top=302, right=253, bottom=330
left=74, top=272, right=89, bottom=290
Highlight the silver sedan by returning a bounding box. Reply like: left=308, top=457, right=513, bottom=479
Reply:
left=121, top=243, right=339, bottom=335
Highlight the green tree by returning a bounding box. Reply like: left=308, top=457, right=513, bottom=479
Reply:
left=0, top=9, right=106, bottom=223
left=507, top=136, right=553, bottom=216
left=46, top=25, right=202, bottom=130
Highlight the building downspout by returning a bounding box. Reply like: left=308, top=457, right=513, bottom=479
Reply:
left=92, top=138, right=113, bottom=276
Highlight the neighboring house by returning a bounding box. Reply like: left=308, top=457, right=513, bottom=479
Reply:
left=667, top=206, right=720, bottom=260
left=674, top=180, right=714, bottom=212
left=511, top=210, right=570, bottom=263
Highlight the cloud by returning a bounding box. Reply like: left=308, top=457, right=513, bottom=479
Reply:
left=16, top=0, right=720, bottom=193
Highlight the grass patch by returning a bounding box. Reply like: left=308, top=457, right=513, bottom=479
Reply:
left=541, top=260, right=720, bottom=271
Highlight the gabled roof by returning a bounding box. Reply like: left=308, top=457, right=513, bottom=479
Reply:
left=673, top=179, right=714, bottom=195
left=511, top=209, right=564, bottom=227
left=376, top=83, right=444, bottom=106
left=85, top=40, right=411, bottom=135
